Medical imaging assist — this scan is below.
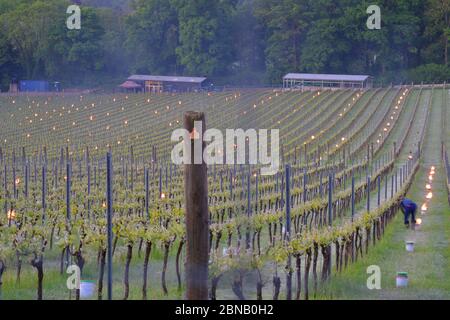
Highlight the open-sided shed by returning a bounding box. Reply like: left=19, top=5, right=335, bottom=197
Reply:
left=283, top=73, right=373, bottom=89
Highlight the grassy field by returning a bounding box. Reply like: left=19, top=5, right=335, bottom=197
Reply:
left=319, top=88, right=450, bottom=300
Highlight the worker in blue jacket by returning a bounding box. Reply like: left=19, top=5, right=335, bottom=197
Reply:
left=399, top=196, right=417, bottom=228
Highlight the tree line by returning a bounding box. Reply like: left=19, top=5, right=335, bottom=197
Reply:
left=1, top=0, right=450, bottom=90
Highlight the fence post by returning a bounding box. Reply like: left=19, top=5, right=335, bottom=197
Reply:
left=384, top=175, right=388, bottom=201
left=25, top=163, right=28, bottom=198
left=303, top=167, right=307, bottom=203
left=145, top=167, right=150, bottom=220
left=229, top=171, right=233, bottom=201
left=65, top=163, right=71, bottom=268
left=319, top=172, right=323, bottom=196
left=106, top=152, right=113, bottom=301
left=255, top=172, right=259, bottom=214
left=4, top=165, right=7, bottom=195
left=328, top=173, right=333, bottom=275
left=367, top=176, right=371, bottom=212
left=395, top=171, right=398, bottom=193
left=12, top=165, right=16, bottom=199
left=377, top=176, right=381, bottom=207
left=42, top=166, right=46, bottom=223
left=87, top=164, right=91, bottom=220
left=246, top=172, right=251, bottom=249
left=159, top=167, right=162, bottom=198
left=184, top=111, right=209, bottom=300
left=285, top=164, right=292, bottom=300
left=351, top=175, right=355, bottom=222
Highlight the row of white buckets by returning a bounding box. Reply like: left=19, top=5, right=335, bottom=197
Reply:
left=396, top=242, right=415, bottom=288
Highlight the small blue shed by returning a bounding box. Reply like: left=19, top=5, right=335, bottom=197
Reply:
left=19, top=80, right=50, bottom=92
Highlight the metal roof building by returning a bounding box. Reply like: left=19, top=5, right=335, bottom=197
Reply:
left=127, top=75, right=207, bottom=93
left=283, top=73, right=373, bottom=89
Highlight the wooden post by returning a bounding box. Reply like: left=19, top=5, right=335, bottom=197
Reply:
left=319, top=172, right=323, bottom=196
left=303, top=167, right=307, bottom=203
left=12, top=165, right=16, bottom=199
left=3, top=165, right=6, bottom=195
left=42, top=166, right=46, bottom=223
left=165, top=166, right=168, bottom=189
left=351, top=175, right=355, bottom=222
left=255, top=172, right=259, bottom=214
left=276, top=172, right=279, bottom=193
left=229, top=171, right=233, bottom=200
left=384, top=175, right=388, bottom=201
left=159, top=167, right=162, bottom=198
left=87, top=164, right=91, bottom=220
left=285, top=164, right=292, bottom=300
left=377, top=176, right=381, bottom=207
left=391, top=175, right=394, bottom=198
left=184, top=111, right=209, bottom=300
left=328, top=173, right=333, bottom=274
left=304, top=144, right=307, bottom=164
left=25, top=163, right=28, bottom=198
left=106, top=152, right=113, bottom=301
left=65, top=163, right=71, bottom=267
left=145, top=168, right=150, bottom=220
left=246, top=172, right=251, bottom=249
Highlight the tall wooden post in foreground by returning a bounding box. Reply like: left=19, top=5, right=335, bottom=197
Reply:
left=184, top=111, right=209, bottom=300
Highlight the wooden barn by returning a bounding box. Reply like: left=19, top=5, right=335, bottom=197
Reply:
left=126, top=75, right=207, bottom=93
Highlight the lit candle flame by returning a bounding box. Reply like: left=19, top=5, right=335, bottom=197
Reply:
left=416, top=218, right=422, bottom=225
left=421, top=203, right=428, bottom=211
left=426, top=192, right=433, bottom=199
left=7, top=210, right=16, bottom=220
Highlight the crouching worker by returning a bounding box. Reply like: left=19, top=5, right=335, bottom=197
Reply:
left=399, top=196, right=417, bottom=228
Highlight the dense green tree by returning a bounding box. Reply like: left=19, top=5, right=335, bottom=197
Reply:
left=229, top=0, right=266, bottom=82
left=0, top=0, right=105, bottom=84
left=125, top=0, right=179, bottom=75
left=172, top=0, right=235, bottom=76
left=43, top=5, right=105, bottom=82
left=424, top=0, right=450, bottom=65
left=97, top=8, right=129, bottom=77
left=0, top=0, right=64, bottom=79
left=255, top=0, right=312, bottom=83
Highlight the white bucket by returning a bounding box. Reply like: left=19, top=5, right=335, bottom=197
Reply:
left=396, top=273, right=408, bottom=288
left=405, top=241, right=415, bottom=252
left=80, top=281, right=96, bottom=299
